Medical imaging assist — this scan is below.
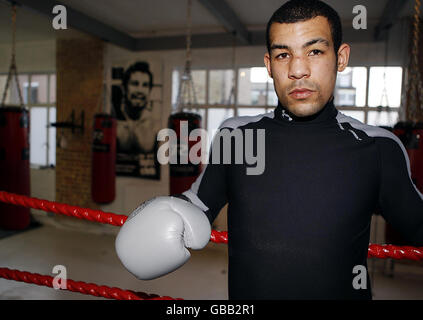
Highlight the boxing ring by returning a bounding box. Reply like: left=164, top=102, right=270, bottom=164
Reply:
left=0, top=191, right=422, bottom=300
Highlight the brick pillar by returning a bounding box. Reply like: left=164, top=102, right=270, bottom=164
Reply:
left=56, top=36, right=103, bottom=210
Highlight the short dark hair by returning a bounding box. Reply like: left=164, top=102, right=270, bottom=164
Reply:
left=122, top=61, right=153, bottom=91
left=266, top=0, right=343, bottom=55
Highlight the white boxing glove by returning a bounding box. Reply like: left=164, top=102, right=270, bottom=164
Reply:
left=115, top=196, right=211, bottom=280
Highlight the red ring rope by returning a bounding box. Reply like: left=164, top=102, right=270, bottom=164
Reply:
left=0, top=267, right=181, bottom=300
left=0, top=190, right=422, bottom=260
left=0, top=191, right=127, bottom=226
left=368, top=244, right=423, bottom=260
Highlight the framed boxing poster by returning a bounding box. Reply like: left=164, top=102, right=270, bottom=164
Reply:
left=110, top=59, right=163, bottom=180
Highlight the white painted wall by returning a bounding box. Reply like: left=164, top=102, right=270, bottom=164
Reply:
left=0, top=40, right=56, bottom=73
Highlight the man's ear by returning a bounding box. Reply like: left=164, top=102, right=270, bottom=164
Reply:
left=337, top=43, right=351, bottom=72
left=264, top=53, right=273, bottom=78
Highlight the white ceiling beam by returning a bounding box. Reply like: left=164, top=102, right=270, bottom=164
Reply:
left=11, top=0, right=136, bottom=50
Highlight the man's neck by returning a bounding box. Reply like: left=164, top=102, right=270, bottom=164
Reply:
left=275, top=97, right=337, bottom=125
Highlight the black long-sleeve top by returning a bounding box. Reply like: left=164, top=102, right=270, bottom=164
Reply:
left=183, top=98, right=423, bottom=300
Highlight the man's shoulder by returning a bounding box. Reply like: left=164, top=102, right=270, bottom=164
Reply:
left=336, top=112, right=406, bottom=158
left=336, top=111, right=400, bottom=143
left=218, top=111, right=274, bottom=130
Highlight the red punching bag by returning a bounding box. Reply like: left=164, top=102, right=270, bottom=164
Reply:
left=91, top=114, right=116, bottom=203
left=384, top=121, right=423, bottom=245
left=168, top=111, right=202, bottom=195
left=0, top=106, right=31, bottom=230
left=393, top=121, right=423, bottom=192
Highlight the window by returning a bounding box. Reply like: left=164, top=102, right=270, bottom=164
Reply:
left=335, top=67, right=367, bottom=107
left=0, top=75, right=28, bottom=104
left=172, top=67, right=275, bottom=136
left=335, top=66, right=402, bottom=127
left=238, top=67, right=268, bottom=106
left=209, top=69, right=234, bottom=105
left=172, top=66, right=404, bottom=133
left=368, top=67, right=402, bottom=108
left=0, top=73, right=56, bottom=167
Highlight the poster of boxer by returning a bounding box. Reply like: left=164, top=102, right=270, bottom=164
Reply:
left=110, top=60, right=162, bottom=180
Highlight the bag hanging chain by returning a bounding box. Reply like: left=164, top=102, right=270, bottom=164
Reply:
left=226, top=32, right=237, bottom=106
left=176, top=0, right=198, bottom=112
left=96, top=44, right=108, bottom=114
left=1, top=4, right=24, bottom=108
left=408, top=0, right=423, bottom=121
left=185, top=0, right=192, bottom=74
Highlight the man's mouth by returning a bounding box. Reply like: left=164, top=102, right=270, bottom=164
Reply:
left=130, top=94, right=147, bottom=107
left=289, top=88, right=315, bottom=100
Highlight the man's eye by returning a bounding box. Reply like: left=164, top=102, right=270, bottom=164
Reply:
left=130, top=80, right=139, bottom=85
left=276, top=52, right=289, bottom=59
left=309, top=49, right=323, bottom=56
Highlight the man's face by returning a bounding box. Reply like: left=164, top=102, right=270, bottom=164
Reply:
left=264, top=16, right=350, bottom=117
left=126, top=71, right=151, bottom=109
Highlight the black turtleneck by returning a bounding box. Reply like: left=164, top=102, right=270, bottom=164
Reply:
left=274, top=97, right=337, bottom=124
left=182, top=99, right=423, bottom=300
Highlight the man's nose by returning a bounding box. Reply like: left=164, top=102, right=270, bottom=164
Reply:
left=288, top=56, right=310, bottom=80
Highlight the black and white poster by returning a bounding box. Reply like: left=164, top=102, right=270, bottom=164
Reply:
left=110, top=60, right=162, bottom=180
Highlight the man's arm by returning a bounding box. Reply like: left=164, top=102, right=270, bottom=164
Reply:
left=377, top=135, right=423, bottom=246
left=182, top=129, right=229, bottom=225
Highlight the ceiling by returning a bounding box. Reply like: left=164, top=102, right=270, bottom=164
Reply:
left=0, top=0, right=419, bottom=50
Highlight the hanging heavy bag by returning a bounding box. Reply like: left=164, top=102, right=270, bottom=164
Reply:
left=0, top=4, right=31, bottom=230
left=91, top=114, right=117, bottom=204
left=168, top=111, right=202, bottom=195
left=385, top=122, right=423, bottom=245
left=393, top=121, right=423, bottom=192
left=0, top=107, right=31, bottom=230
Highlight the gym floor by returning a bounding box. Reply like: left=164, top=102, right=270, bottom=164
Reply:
left=0, top=220, right=422, bottom=300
